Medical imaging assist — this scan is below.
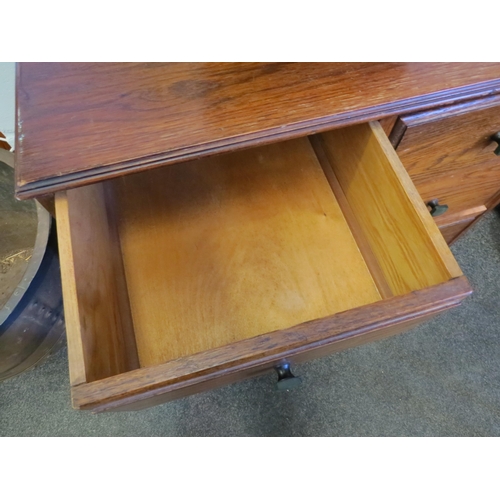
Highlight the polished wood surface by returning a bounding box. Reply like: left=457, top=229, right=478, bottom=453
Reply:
left=436, top=206, right=487, bottom=244
left=379, top=116, right=398, bottom=137
left=439, top=217, right=480, bottom=244
left=70, top=277, right=471, bottom=412
left=105, top=309, right=454, bottom=411
left=35, top=194, right=55, bottom=217
left=395, top=102, right=500, bottom=219
left=16, top=63, right=500, bottom=198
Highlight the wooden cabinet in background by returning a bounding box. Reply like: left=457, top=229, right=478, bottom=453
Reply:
left=389, top=97, right=500, bottom=244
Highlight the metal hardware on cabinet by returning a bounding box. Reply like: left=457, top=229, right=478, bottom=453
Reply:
left=426, top=199, right=449, bottom=217
left=275, top=362, right=302, bottom=391
left=492, top=132, right=500, bottom=156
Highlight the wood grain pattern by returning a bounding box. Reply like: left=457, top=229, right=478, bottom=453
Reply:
left=317, top=122, right=462, bottom=295
left=54, top=192, right=86, bottom=386
left=379, top=116, right=398, bottom=137
left=55, top=186, right=139, bottom=383
left=435, top=205, right=487, bottom=227
left=439, top=218, right=478, bottom=244
left=35, top=194, right=55, bottom=217
left=396, top=103, right=500, bottom=218
left=415, top=168, right=500, bottom=214
left=69, top=277, right=472, bottom=412
left=309, top=135, right=393, bottom=300
left=49, top=98, right=477, bottom=410
left=436, top=206, right=487, bottom=244
left=110, top=138, right=381, bottom=367
left=106, top=308, right=455, bottom=412
left=16, top=63, right=500, bottom=198
left=388, top=94, right=500, bottom=148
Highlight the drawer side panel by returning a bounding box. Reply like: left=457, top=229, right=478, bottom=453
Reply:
left=318, top=121, right=462, bottom=295
left=56, top=186, right=139, bottom=384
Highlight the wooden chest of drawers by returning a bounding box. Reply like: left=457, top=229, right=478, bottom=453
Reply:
left=14, top=63, right=500, bottom=411
left=390, top=97, right=500, bottom=243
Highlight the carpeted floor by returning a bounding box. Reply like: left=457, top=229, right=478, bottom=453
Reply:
left=1, top=210, right=500, bottom=436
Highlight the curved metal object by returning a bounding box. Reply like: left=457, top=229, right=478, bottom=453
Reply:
left=275, top=362, right=302, bottom=391
left=492, top=132, right=500, bottom=156
left=426, top=199, right=449, bottom=217
left=0, top=148, right=65, bottom=382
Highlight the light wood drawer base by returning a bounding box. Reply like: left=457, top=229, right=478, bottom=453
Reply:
left=56, top=122, right=470, bottom=411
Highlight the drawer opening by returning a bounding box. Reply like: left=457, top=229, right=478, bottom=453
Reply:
left=56, top=122, right=462, bottom=386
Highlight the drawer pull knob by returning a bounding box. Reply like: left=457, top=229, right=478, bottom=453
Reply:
left=275, top=363, right=302, bottom=391
left=426, top=199, right=448, bottom=217
left=492, top=132, right=500, bottom=156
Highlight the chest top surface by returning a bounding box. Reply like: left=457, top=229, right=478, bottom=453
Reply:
left=15, top=62, right=500, bottom=198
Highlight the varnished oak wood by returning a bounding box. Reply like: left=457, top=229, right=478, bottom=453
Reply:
left=434, top=205, right=487, bottom=227
left=440, top=218, right=479, bottom=245
left=56, top=192, right=86, bottom=385
left=388, top=94, right=500, bottom=148
left=379, top=116, right=398, bottom=137
left=105, top=310, right=456, bottom=412
left=395, top=102, right=500, bottom=219
left=71, top=277, right=471, bottom=412
left=16, top=63, right=500, bottom=198
left=436, top=206, right=487, bottom=244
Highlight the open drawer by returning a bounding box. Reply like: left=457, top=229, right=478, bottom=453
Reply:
left=55, top=122, right=471, bottom=412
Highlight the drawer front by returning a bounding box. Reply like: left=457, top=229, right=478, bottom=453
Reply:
left=436, top=206, right=487, bottom=244
left=83, top=300, right=461, bottom=413
left=439, top=219, right=475, bottom=244
left=56, top=122, right=470, bottom=411
left=394, top=101, right=500, bottom=220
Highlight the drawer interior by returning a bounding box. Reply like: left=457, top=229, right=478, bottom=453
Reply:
left=56, top=122, right=462, bottom=386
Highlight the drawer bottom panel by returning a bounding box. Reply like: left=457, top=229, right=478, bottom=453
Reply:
left=55, top=122, right=469, bottom=411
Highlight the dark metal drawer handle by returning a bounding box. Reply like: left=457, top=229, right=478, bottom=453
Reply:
left=426, top=199, right=449, bottom=217
left=492, top=132, right=500, bottom=156
left=275, top=363, right=302, bottom=391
